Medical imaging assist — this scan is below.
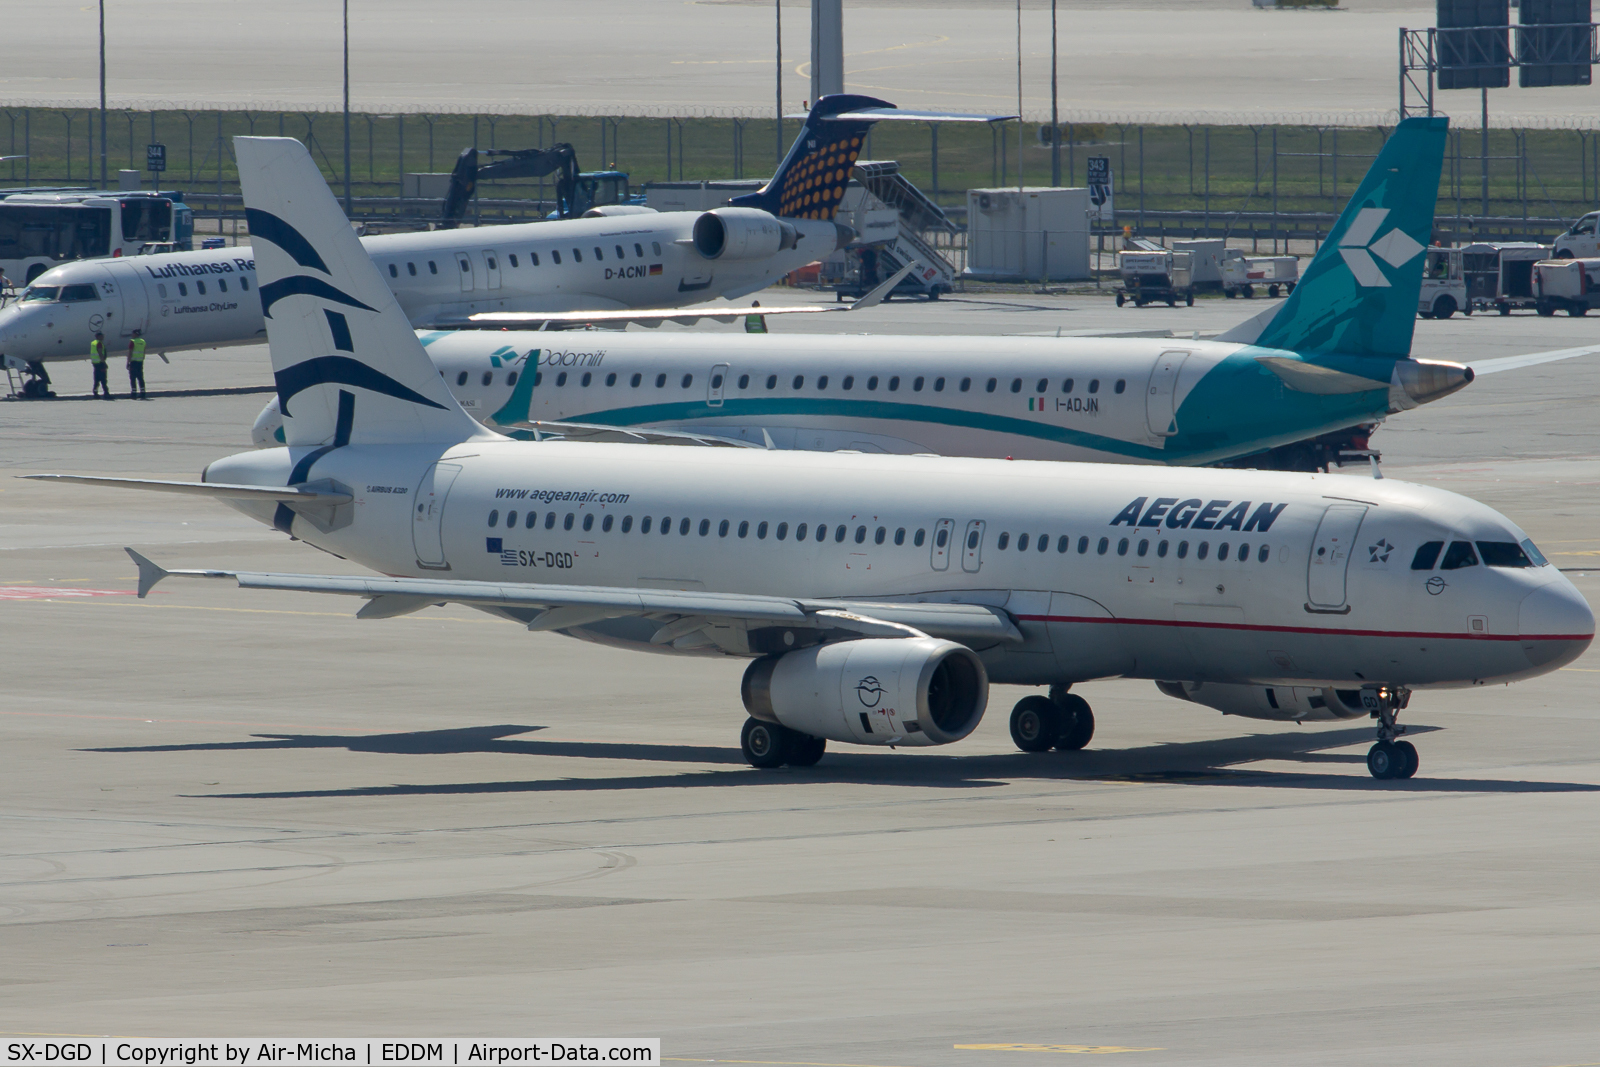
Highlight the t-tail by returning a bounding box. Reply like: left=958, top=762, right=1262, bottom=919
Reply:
left=1218, top=116, right=1450, bottom=360
left=235, top=136, right=491, bottom=449
left=728, top=95, right=891, bottom=222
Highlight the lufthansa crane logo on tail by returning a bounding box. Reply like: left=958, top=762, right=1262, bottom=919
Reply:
left=1338, top=208, right=1425, bottom=288
left=855, top=676, right=885, bottom=707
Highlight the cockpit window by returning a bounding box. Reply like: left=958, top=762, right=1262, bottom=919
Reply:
left=1520, top=538, right=1550, bottom=567
left=1410, top=541, right=1444, bottom=570
left=20, top=285, right=60, bottom=303
left=59, top=283, right=100, bottom=302
left=1440, top=540, right=1480, bottom=570
left=1477, top=541, right=1537, bottom=568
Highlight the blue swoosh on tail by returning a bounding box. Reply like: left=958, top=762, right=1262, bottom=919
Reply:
left=275, top=356, right=446, bottom=416
left=259, top=275, right=378, bottom=318
left=244, top=208, right=331, bottom=274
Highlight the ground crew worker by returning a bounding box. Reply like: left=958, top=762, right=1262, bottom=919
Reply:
left=126, top=329, right=148, bottom=399
left=89, top=332, right=113, bottom=399
left=744, top=300, right=768, bottom=334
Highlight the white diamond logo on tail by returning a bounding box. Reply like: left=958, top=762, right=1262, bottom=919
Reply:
left=1369, top=227, right=1425, bottom=269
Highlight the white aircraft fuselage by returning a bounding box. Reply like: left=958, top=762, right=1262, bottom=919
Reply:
left=205, top=439, right=1591, bottom=695
left=0, top=211, right=841, bottom=365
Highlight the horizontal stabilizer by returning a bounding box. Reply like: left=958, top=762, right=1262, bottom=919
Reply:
left=1255, top=356, right=1387, bottom=395
left=118, top=559, right=1024, bottom=644
left=24, top=474, right=352, bottom=504
left=1468, top=345, right=1600, bottom=375
left=512, top=420, right=764, bottom=448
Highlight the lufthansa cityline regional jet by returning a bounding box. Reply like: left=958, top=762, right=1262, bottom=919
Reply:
left=0, top=95, right=997, bottom=396
left=248, top=116, right=1491, bottom=470
left=31, top=136, right=1593, bottom=780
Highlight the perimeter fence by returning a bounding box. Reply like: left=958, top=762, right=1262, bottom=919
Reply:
left=5, top=106, right=1600, bottom=246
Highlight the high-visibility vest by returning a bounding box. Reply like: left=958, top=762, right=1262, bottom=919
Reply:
left=128, top=337, right=147, bottom=363
left=744, top=313, right=768, bottom=334
left=89, top=340, right=106, bottom=364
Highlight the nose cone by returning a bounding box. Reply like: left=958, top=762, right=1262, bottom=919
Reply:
left=1519, top=581, right=1595, bottom=670
left=833, top=222, right=857, bottom=251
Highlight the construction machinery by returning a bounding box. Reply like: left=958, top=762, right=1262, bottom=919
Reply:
left=440, top=145, right=636, bottom=227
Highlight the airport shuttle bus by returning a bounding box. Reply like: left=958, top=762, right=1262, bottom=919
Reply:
left=0, top=191, right=193, bottom=285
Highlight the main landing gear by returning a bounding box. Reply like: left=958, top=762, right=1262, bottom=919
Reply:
left=1009, top=684, right=1095, bottom=753
left=1365, top=687, right=1418, bottom=780
left=740, top=717, right=827, bottom=769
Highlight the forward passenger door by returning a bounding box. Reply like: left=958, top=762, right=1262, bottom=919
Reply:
left=1306, top=504, right=1368, bottom=612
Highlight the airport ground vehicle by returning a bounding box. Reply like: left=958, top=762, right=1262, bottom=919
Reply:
left=42, top=132, right=1592, bottom=781
left=1221, top=250, right=1298, bottom=299
left=1551, top=210, right=1599, bottom=258
left=1533, top=257, right=1600, bottom=316
left=1463, top=242, right=1548, bottom=314
left=1116, top=249, right=1194, bottom=307
left=1418, top=246, right=1470, bottom=318
left=0, top=190, right=193, bottom=285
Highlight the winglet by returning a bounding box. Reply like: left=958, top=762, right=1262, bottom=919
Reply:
left=851, top=262, right=919, bottom=310
left=125, top=548, right=168, bottom=599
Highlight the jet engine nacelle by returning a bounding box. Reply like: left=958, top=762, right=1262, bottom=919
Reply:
left=1156, top=680, right=1373, bottom=722
left=692, top=207, right=798, bottom=261
left=742, top=637, right=988, bottom=747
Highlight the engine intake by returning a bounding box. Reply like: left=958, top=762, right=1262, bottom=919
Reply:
left=692, top=207, right=798, bottom=261
left=1156, top=680, right=1371, bottom=722
left=742, top=637, right=988, bottom=747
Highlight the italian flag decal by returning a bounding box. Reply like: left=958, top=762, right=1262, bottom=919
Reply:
left=1028, top=398, right=1045, bottom=412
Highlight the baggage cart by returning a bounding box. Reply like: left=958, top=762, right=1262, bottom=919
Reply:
left=1221, top=250, right=1299, bottom=299
left=1462, top=242, right=1549, bottom=314
left=1533, top=257, right=1600, bottom=316
left=1115, top=249, right=1194, bottom=307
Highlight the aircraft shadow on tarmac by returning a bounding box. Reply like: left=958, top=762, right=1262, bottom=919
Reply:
left=85, top=722, right=1600, bottom=799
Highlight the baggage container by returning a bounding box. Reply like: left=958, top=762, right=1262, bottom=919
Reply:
left=1115, top=249, right=1194, bottom=307
left=1221, top=250, right=1299, bottom=299
left=1462, top=242, right=1549, bottom=314
left=1533, top=257, right=1600, bottom=316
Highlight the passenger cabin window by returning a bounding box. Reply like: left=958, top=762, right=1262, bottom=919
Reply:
left=594, top=247, right=603, bottom=261
left=1089, top=379, right=1100, bottom=393
left=1115, top=379, right=1127, bottom=394
left=388, top=263, right=398, bottom=278
left=196, top=281, right=206, bottom=295
left=241, top=277, right=250, bottom=291
left=407, top=262, right=417, bottom=276
left=530, top=252, right=540, bottom=266
left=178, top=283, right=188, bottom=296
left=652, top=241, right=662, bottom=255
left=481, top=371, right=492, bottom=386
left=573, top=249, right=582, bottom=262
left=218, top=279, right=227, bottom=292
left=615, top=245, right=625, bottom=259
left=509, top=254, right=518, bottom=268
left=552, top=251, right=562, bottom=265
left=428, top=261, right=438, bottom=274
left=1063, top=378, right=1074, bottom=393
left=634, top=243, right=644, bottom=257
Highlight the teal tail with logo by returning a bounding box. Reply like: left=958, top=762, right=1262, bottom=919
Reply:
left=1218, top=116, right=1449, bottom=359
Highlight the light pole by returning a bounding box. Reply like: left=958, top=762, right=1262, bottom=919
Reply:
left=99, top=0, right=107, bottom=190
left=1050, top=0, right=1059, bottom=187
left=776, top=0, right=784, bottom=164
left=343, top=0, right=352, bottom=213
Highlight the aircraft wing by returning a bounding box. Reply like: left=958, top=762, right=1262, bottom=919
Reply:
left=449, top=262, right=918, bottom=330
left=21, top=474, right=352, bottom=504
left=125, top=549, right=1023, bottom=647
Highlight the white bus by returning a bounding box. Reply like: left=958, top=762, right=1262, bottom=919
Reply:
left=0, top=191, right=194, bottom=286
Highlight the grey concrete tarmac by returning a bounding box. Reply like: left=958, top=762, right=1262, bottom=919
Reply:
left=3, top=292, right=1598, bottom=1063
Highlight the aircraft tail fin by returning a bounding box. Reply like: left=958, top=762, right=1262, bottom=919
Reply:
left=234, top=136, right=491, bottom=449
left=729, top=95, right=889, bottom=221
left=1217, top=116, right=1449, bottom=358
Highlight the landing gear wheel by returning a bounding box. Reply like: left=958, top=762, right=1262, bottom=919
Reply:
left=1367, top=740, right=1402, bottom=780
left=1054, top=694, right=1095, bottom=751
left=1393, top=740, right=1419, bottom=779
left=785, top=732, right=826, bottom=767
left=1009, top=695, right=1060, bottom=753
left=741, top=717, right=790, bottom=769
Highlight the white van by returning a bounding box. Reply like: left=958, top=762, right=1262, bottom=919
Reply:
left=1551, top=212, right=1600, bottom=259
left=1418, top=247, right=1470, bottom=319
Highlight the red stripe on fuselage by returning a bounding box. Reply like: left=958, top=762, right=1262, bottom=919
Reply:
left=1013, top=614, right=1593, bottom=643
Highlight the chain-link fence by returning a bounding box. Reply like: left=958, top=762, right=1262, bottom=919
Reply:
left=5, top=106, right=1597, bottom=244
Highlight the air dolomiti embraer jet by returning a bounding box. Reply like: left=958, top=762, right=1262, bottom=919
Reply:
left=246, top=115, right=1580, bottom=469
left=0, top=95, right=994, bottom=396
left=33, top=136, right=1593, bottom=780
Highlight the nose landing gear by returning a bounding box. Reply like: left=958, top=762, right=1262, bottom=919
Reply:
left=4, top=358, right=54, bottom=399
left=1366, top=687, right=1418, bottom=780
